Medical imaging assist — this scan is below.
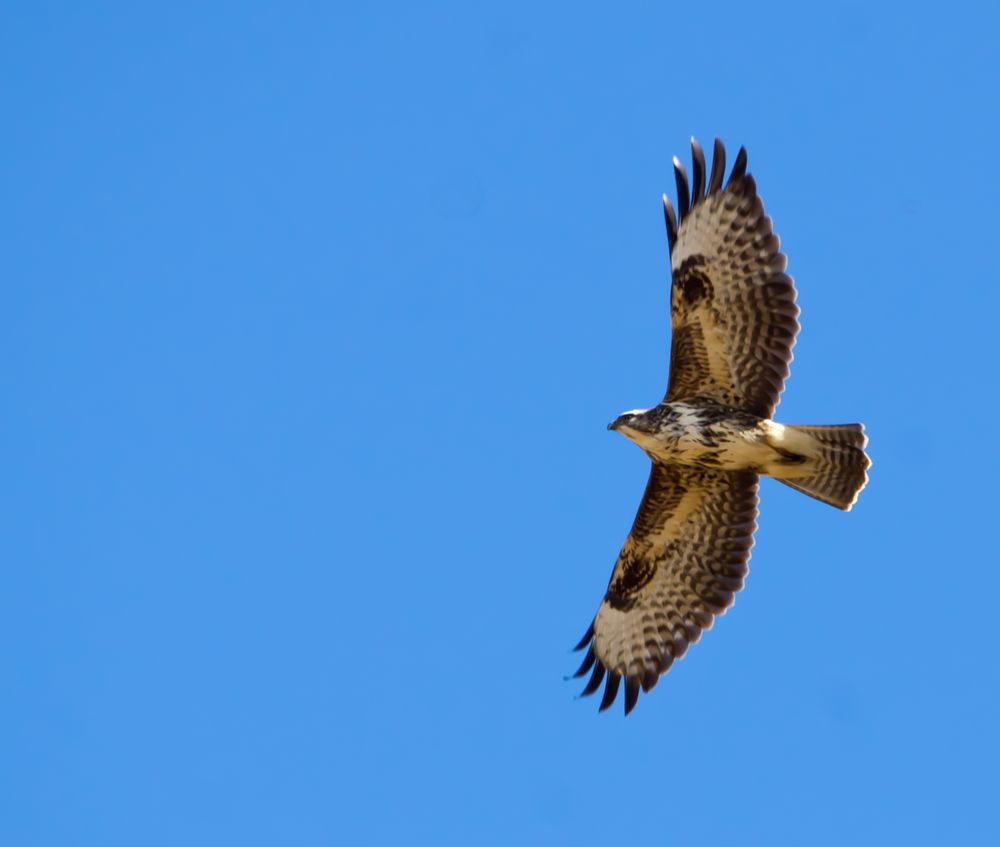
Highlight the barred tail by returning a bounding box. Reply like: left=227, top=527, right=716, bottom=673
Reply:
left=774, top=424, right=870, bottom=511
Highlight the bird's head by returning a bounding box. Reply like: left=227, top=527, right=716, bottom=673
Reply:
left=608, top=408, right=656, bottom=438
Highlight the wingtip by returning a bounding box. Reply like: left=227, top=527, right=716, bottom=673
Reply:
left=623, top=675, right=640, bottom=715
left=571, top=645, right=597, bottom=679
left=673, top=156, right=690, bottom=221
left=580, top=661, right=606, bottom=697
left=708, top=137, right=726, bottom=195
left=661, top=193, right=677, bottom=250
left=572, top=623, right=594, bottom=652
left=598, top=671, right=621, bottom=712
left=728, top=145, right=748, bottom=185
left=689, top=138, right=706, bottom=207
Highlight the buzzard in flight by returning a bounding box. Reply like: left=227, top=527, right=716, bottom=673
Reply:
left=572, top=138, right=870, bottom=715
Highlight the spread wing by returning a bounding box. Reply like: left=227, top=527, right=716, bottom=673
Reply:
left=572, top=465, right=758, bottom=714
left=662, top=138, right=800, bottom=418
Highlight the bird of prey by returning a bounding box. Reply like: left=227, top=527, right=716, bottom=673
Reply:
left=572, top=138, right=870, bottom=715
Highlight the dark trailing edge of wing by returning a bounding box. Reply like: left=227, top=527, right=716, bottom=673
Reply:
left=665, top=138, right=752, bottom=256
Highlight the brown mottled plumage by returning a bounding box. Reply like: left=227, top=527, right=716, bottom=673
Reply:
left=573, top=139, right=870, bottom=715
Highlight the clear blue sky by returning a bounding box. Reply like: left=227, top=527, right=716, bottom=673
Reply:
left=4, top=2, right=998, bottom=844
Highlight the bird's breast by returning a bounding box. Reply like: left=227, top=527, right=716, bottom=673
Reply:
left=631, top=402, right=773, bottom=470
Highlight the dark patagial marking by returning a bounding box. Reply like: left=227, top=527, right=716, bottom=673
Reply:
left=675, top=255, right=713, bottom=305
left=606, top=556, right=656, bottom=610
left=677, top=270, right=712, bottom=305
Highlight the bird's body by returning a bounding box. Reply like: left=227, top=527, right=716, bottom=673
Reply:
left=573, top=138, right=870, bottom=714
left=611, top=399, right=859, bottom=486
left=612, top=399, right=782, bottom=472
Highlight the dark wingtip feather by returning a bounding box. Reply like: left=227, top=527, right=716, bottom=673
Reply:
left=661, top=194, right=677, bottom=251
left=690, top=138, right=706, bottom=207
left=708, top=137, right=726, bottom=195
left=623, top=675, right=640, bottom=715
left=599, top=672, right=621, bottom=712
left=580, top=661, right=605, bottom=697
left=571, top=645, right=597, bottom=679
left=728, top=145, right=748, bottom=185
left=672, top=156, right=690, bottom=221
left=573, top=623, right=594, bottom=652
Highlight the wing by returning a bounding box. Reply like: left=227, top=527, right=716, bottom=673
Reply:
left=662, top=138, right=800, bottom=418
left=572, top=464, right=758, bottom=714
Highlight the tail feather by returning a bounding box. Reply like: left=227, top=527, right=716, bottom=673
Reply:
left=774, top=424, right=870, bottom=510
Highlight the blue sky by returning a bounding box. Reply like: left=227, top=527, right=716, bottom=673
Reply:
left=4, top=2, right=999, bottom=844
